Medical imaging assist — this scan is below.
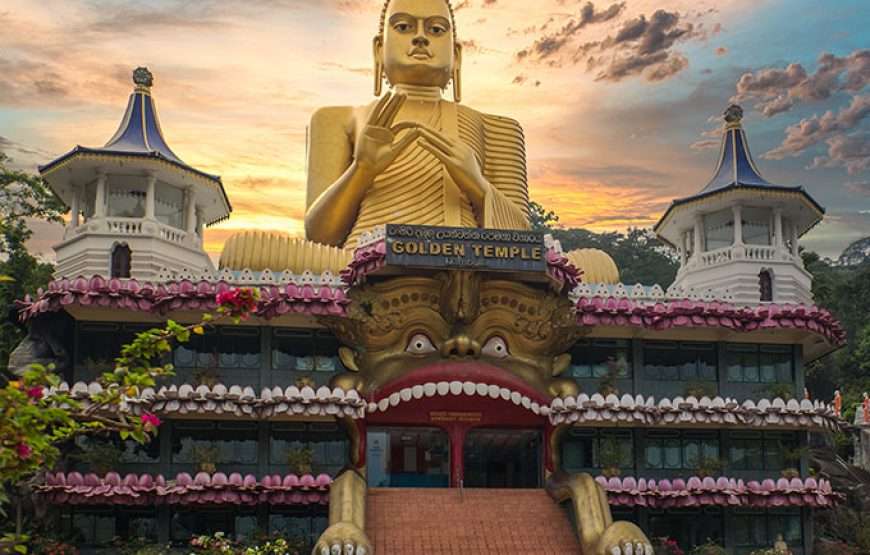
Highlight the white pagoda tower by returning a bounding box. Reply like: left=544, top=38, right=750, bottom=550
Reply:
left=39, top=67, right=231, bottom=280
left=655, top=105, right=824, bottom=306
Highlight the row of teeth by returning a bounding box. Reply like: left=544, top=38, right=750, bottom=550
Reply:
left=367, top=381, right=548, bottom=416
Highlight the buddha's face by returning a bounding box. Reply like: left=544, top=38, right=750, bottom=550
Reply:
left=378, top=0, right=458, bottom=88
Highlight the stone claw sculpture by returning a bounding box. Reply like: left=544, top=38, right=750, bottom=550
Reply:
left=548, top=471, right=653, bottom=555
left=313, top=522, right=370, bottom=555
left=312, top=471, right=372, bottom=555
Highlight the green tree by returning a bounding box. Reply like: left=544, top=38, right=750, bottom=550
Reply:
left=0, top=153, right=65, bottom=373
left=528, top=200, right=559, bottom=231
left=0, top=288, right=259, bottom=552
left=550, top=227, right=678, bottom=286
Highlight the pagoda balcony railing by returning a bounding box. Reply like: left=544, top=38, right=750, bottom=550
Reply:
left=64, top=216, right=202, bottom=249
left=106, top=217, right=143, bottom=236
left=691, top=244, right=799, bottom=270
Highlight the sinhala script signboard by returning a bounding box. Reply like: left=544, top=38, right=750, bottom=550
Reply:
left=385, top=224, right=546, bottom=273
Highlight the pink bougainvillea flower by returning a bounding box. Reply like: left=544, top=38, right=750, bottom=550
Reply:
left=17, top=442, right=32, bottom=459
left=140, top=412, right=161, bottom=430
left=216, top=287, right=259, bottom=319
left=27, top=386, right=44, bottom=400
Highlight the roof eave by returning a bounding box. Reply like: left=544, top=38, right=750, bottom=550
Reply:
left=654, top=183, right=825, bottom=242
left=39, top=149, right=233, bottom=222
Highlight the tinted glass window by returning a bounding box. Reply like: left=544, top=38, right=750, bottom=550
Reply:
left=643, top=342, right=717, bottom=381
left=272, top=330, right=341, bottom=373
left=569, top=339, right=632, bottom=379
left=171, top=421, right=259, bottom=467
left=728, top=432, right=799, bottom=471
left=561, top=430, right=633, bottom=472
left=270, top=422, right=348, bottom=476
left=644, top=432, right=720, bottom=471
left=173, top=327, right=261, bottom=370
left=726, top=344, right=792, bottom=383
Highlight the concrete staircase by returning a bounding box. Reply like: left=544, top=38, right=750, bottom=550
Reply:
left=366, top=488, right=581, bottom=554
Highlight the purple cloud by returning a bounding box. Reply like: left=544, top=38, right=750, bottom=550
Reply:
left=733, top=49, right=870, bottom=117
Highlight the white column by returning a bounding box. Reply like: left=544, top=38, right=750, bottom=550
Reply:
left=69, top=186, right=80, bottom=228
left=791, top=223, right=799, bottom=256
left=145, top=174, right=157, bottom=220
left=94, top=173, right=107, bottom=218
left=185, top=189, right=197, bottom=234
left=774, top=208, right=784, bottom=259
left=693, top=215, right=703, bottom=255
left=195, top=207, right=204, bottom=236
left=732, top=205, right=743, bottom=245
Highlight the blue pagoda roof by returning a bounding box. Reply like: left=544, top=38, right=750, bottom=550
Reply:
left=654, top=106, right=824, bottom=239
left=39, top=67, right=221, bottom=185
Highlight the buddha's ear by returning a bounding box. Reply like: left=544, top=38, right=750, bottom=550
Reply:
left=339, top=346, right=360, bottom=372
left=452, top=41, right=462, bottom=103
left=373, top=36, right=385, bottom=96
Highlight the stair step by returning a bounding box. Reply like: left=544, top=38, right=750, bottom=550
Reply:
left=366, top=488, right=580, bottom=554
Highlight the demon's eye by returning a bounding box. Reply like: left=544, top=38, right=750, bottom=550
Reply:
left=481, top=336, right=509, bottom=359
left=406, top=333, right=437, bottom=354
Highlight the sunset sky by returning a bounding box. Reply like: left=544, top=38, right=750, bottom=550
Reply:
left=1, top=0, right=869, bottom=261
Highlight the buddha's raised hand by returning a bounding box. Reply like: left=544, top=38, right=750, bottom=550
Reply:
left=416, top=125, right=489, bottom=209
left=355, top=92, right=420, bottom=176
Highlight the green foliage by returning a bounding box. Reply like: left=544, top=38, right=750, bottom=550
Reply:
left=528, top=200, right=560, bottom=231
left=0, top=288, right=258, bottom=552
left=0, top=153, right=65, bottom=373
left=242, top=536, right=307, bottom=555
left=189, top=531, right=237, bottom=554
left=71, top=438, right=123, bottom=475
left=760, top=383, right=796, bottom=401
left=689, top=540, right=727, bottom=555
left=598, top=437, right=623, bottom=476
left=693, top=456, right=725, bottom=478
left=28, top=536, right=78, bottom=554
left=815, top=505, right=870, bottom=553
left=287, top=445, right=314, bottom=475
left=528, top=201, right=680, bottom=286
left=112, top=535, right=171, bottom=554
left=684, top=381, right=717, bottom=399
left=803, top=251, right=870, bottom=424
left=186, top=532, right=308, bottom=555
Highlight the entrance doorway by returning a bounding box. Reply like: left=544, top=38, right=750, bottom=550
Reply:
left=463, top=428, right=541, bottom=488
left=366, top=427, right=449, bottom=488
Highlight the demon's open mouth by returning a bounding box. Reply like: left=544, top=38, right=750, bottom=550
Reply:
left=366, top=360, right=553, bottom=416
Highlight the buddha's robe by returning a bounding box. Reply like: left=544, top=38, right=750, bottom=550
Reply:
left=344, top=102, right=530, bottom=247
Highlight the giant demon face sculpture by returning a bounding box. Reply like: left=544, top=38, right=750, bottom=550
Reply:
left=325, top=271, right=580, bottom=399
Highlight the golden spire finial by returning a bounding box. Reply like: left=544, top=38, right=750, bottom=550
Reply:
left=724, top=103, right=743, bottom=129
left=133, top=67, right=153, bottom=92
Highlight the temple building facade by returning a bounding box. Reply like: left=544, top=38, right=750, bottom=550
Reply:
left=12, top=10, right=847, bottom=552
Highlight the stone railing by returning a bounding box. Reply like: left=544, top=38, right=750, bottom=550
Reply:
left=107, top=217, right=144, bottom=236
left=694, top=244, right=797, bottom=269
left=64, top=217, right=198, bottom=248
left=745, top=244, right=778, bottom=261
left=698, top=246, right=732, bottom=267
left=156, top=223, right=189, bottom=245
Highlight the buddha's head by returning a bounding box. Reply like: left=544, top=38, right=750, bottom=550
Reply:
left=375, top=0, right=462, bottom=99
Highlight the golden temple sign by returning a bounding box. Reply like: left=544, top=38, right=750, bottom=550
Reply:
left=385, top=224, right=545, bottom=272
